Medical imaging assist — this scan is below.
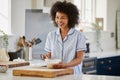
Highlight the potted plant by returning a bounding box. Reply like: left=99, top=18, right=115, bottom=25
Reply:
left=91, top=23, right=103, bottom=52
left=0, top=29, right=8, bottom=50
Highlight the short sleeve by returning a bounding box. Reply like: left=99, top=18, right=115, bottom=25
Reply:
left=44, top=32, right=51, bottom=52
left=76, top=33, right=86, bottom=51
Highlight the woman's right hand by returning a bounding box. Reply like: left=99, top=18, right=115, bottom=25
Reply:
left=41, top=54, right=48, bottom=60
left=40, top=52, right=51, bottom=60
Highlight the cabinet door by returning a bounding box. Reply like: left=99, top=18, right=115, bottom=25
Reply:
left=97, top=56, right=120, bottom=76
left=44, top=0, right=73, bottom=7
left=116, top=11, right=120, bottom=49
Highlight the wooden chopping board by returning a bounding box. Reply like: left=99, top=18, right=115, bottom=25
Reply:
left=0, top=61, right=30, bottom=68
left=13, top=66, right=73, bottom=78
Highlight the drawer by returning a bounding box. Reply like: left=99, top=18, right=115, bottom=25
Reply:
left=97, top=59, right=112, bottom=65
left=97, top=64, right=120, bottom=75
left=97, top=56, right=120, bottom=65
left=97, top=56, right=120, bottom=76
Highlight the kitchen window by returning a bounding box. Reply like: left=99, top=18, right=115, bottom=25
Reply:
left=74, top=0, right=96, bottom=31
left=0, top=0, right=11, bottom=35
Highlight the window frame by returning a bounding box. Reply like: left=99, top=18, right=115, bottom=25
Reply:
left=0, top=0, right=11, bottom=35
left=74, top=0, right=96, bottom=32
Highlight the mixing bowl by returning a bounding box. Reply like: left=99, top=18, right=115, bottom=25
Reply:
left=45, top=59, right=61, bottom=69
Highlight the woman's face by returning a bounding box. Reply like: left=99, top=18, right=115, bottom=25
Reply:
left=55, top=12, right=69, bottom=29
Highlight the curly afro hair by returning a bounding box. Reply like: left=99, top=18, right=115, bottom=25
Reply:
left=50, top=1, right=79, bottom=28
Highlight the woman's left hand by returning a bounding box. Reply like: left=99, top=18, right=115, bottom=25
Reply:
left=52, top=62, right=67, bottom=69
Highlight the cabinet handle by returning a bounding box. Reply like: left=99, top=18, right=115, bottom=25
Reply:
left=108, top=60, right=111, bottom=63
left=100, top=61, right=104, bottom=64
left=108, top=67, right=112, bottom=70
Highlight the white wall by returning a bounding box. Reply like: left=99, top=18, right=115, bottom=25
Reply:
left=11, top=0, right=31, bottom=36
left=106, top=0, right=120, bottom=51
left=107, top=0, right=120, bottom=32
left=8, top=0, right=31, bottom=51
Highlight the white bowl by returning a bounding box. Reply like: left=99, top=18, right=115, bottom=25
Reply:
left=45, top=59, right=61, bottom=69
left=0, top=65, right=8, bottom=73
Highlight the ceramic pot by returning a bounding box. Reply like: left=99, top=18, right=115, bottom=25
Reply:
left=0, top=48, right=9, bottom=61
left=0, top=65, right=8, bottom=73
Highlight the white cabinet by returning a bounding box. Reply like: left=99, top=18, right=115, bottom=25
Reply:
left=116, top=11, right=120, bottom=49
left=43, top=0, right=73, bottom=7
left=31, top=0, right=74, bottom=9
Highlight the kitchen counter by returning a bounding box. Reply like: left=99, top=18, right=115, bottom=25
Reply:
left=85, top=49, right=120, bottom=58
left=0, top=60, right=120, bottom=80
left=0, top=68, right=120, bottom=80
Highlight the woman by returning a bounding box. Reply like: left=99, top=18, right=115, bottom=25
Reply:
left=41, top=1, right=86, bottom=74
